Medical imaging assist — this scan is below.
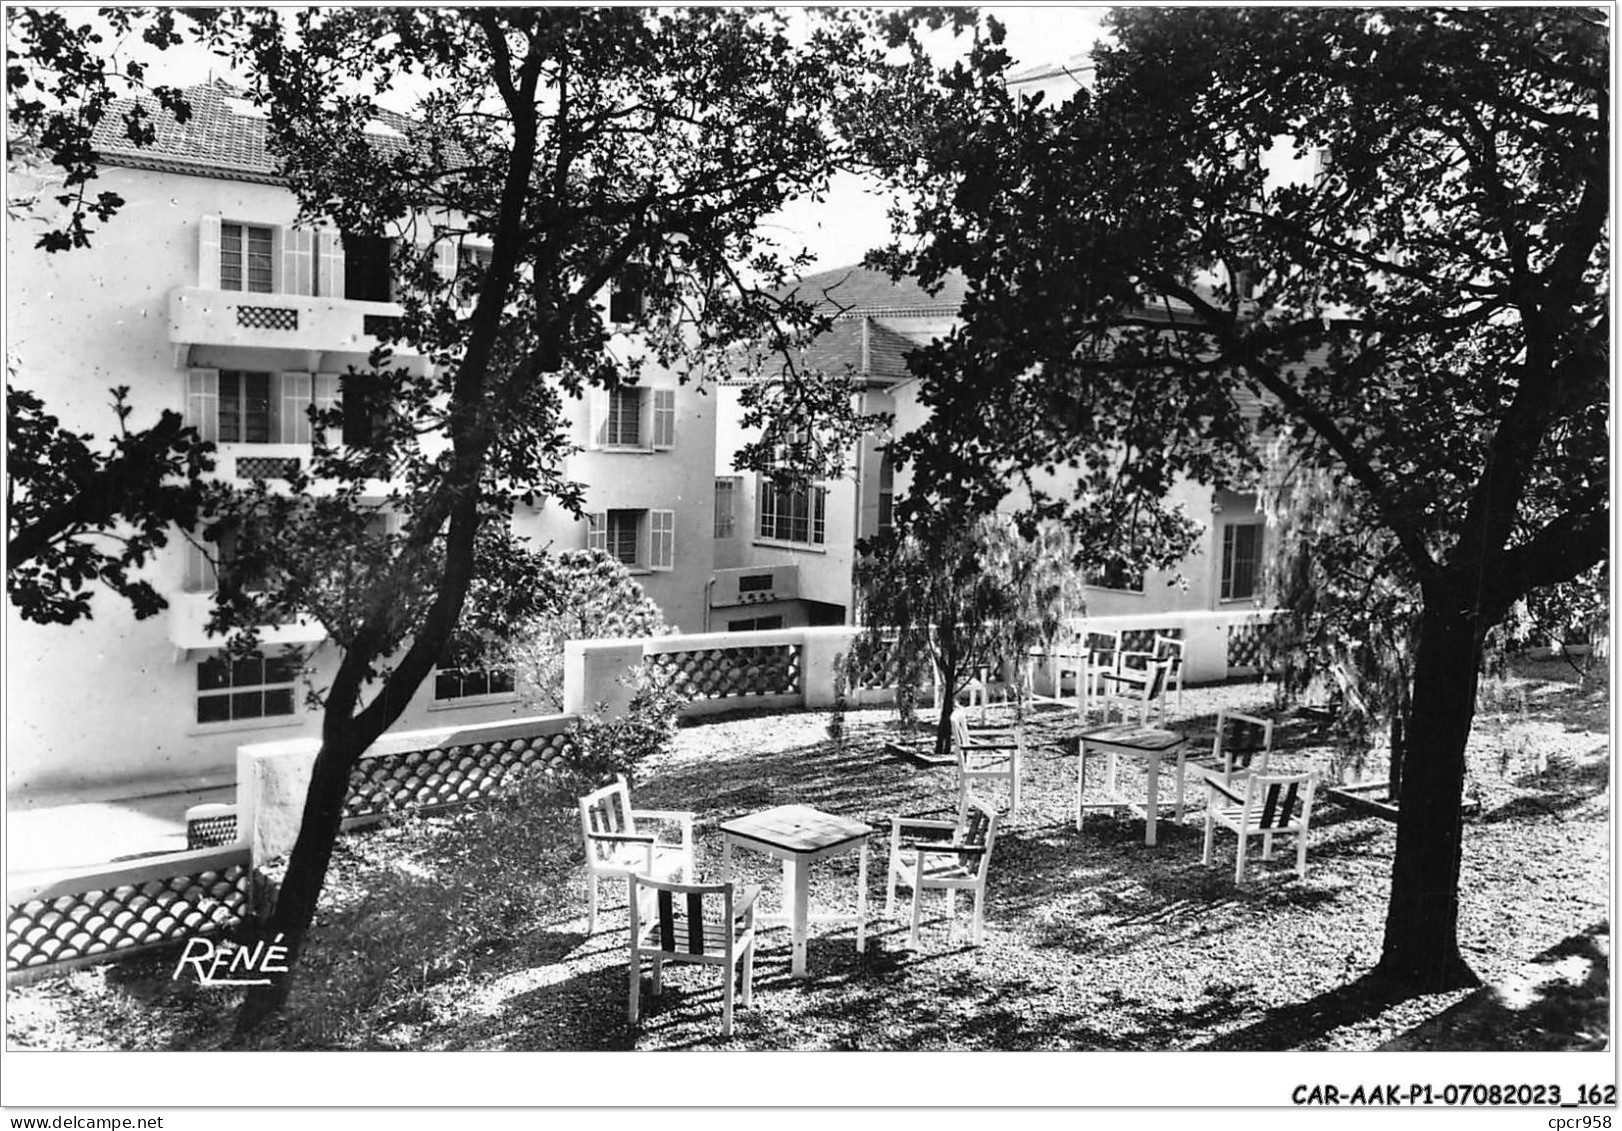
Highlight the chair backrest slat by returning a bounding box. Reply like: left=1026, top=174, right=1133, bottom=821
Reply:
left=687, top=891, right=705, bottom=955
left=657, top=888, right=676, bottom=952
left=1259, top=782, right=1281, bottom=829
left=1279, top=782, right=1300, bottom=827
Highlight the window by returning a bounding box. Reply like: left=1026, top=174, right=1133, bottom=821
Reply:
left=341, top=376, right=390, bottom=447
left=1085, top=561, right=1145, bottom=592
left=592, top=387, right=674, bottom=451
left=433, top=666, right=515, bottom=702
left=344, top=233, right=395, bottom=301
left=727, top=615, right=784, bottom=632
left=758, top=478, right=826, bottom=545
left=196, top=651, right=298, bottom=725
left=606, top=388, right=642, bottom=447
left=218, top=371, right=273, bottom=444
left=714, top=477, right=737, bottom=538
left=221, top=222, right=274, bottom=293
left=605, top=509, right=640, bottom=565
left=587, top=509, right=674, bottom=571
left=609, top=263, right=646, bottom=324
left=738, top=573, right=774, bottom=593
left=1221, top=522, right=1263, bottom=601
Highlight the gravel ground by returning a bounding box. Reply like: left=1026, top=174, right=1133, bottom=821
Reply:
left=6, top=659, right=1609, bottom=1052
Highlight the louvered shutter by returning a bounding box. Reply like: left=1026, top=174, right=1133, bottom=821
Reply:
left=650, top=510, right=675, bottom=571
left=316, top=230, right=345, bottom=298
left=311, top=373, right=340, bottom=444
left=280, top=371, right=313, bottom=444
left=652, top=389, right=676, bottom=450
left=586, top=512, right=607, bottom=552
left=185, top=368, right=220, bottom=443
left=283, top=228, right=314, bottom=296
left=183, top=540, right=212, bottom=592
left=434, top=238, right=457, bottom=285
left=585, top=388, right=608, bottom=449
left=198, top=215, right=221, bottom=289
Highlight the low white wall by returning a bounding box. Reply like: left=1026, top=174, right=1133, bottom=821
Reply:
left=564, top=609, right=1282, bottom=720
left=237, top=713, right=578, bottom=871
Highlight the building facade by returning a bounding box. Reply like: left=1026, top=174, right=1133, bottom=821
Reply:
left=710, top=265, right=1275, bottom=631
left=6, top=82, right=714, bottom=799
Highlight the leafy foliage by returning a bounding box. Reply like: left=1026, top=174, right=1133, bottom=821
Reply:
left=6, top=6, right=194, bottom=251
left=502, top=549, right=671, bottom=711
left=157, top=8, right=917, bottom=1026
left=6, top=384, right=214, bottom=624
left=852, top=513, right=1088, bottom=754
left=869, top=7, right=1606, bottom=987
left=566, top=663, right=687, bottom=788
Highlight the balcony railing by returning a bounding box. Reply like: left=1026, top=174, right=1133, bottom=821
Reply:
left=169, top=287, right=426, bottom=358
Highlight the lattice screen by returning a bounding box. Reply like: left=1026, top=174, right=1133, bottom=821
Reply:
left=647, top=644, right=801, bottom=700
left=343, top=730, right=576, bottom=821
left=7, top=858, right=248, bottom=976
left=1227, top=621, right=1276, bottom=668
left=235, top=305, right=299, bottom=331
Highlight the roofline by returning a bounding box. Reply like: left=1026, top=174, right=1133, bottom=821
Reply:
left=97, top=150, right=286, bottom=187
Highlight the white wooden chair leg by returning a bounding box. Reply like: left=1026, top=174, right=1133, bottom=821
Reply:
left=1234, top=832, right=1249, bottom=883
left=588, top=877, right=599, bottom=934
left=722, top=970, right=734, bottom=1037
left=628, top=955, right=640, bottom=1024
left=741, top=939, right=755, bottom=1006
left=1296, top=836, right=1309, bottom=879
left=910, top=878, right=924, bottom=949
left=1202, top=812, right=1215, bottom=865
left=973, top=891, right=985, bottom=945
left=652, top=956, right=663, bottom=995
left=1263, top=832, right=1275, bottom=860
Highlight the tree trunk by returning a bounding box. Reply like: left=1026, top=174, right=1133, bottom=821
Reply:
left=1373, top=599, right=1484, bottom=991
left=934, top=623, right=959, bottom=759
left=234, top=725, right=368, bottom=1034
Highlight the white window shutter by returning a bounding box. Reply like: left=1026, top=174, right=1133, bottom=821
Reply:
left=283, top=228, right=314, bottom=296
left=434, top=238, right=457, bottom=285
left=585, top=388, right=608, bottom=449
left=198, top=215, right=221, bottom=289
left=185, top=368, right=220, bottom=443
left=650, top=509, right=675, bottom=571
left=280, top=371, right=313, bottom=444
left=183, top=540, right=211, bottom=592
left=316, top=229, right=345, bottom=298
left=586, top=511, right=607, bottom=552
left=652, top=389, right=676, bottom=450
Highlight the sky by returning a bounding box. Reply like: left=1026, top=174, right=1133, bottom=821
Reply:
left=83, top=5, right=1113, bottom=274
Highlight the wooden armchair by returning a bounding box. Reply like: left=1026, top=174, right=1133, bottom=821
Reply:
left=884, top=796, right=1001, bottom=947
left=1202, top=770, right=1318, bottom=883
left=951, top=711, right=1023, bottom=813
left=628, top=876, right=759, bottom=1036
left=578, top=775, right=695, bottom=934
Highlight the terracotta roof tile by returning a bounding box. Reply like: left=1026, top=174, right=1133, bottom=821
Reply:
left=91, top=79, right=417, bottom=179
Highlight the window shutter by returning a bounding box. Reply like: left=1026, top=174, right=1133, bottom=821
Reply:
left=183, top=540, right=212, bottom=593
left=316, top=229, right=345, bottom=298
left=198, top=215, right=221, bottom=289
left=283, top=228, right=314, bottom=296
left=185, top=368, right=220, bottom=443
left=585, top=388, right=608, bottom=449
left=650, top=509, right=675, bottom=571
left=652, top=389, right=676, bottom=450
left=280, top=371, right=313, bottom=444
left=433, top=238, right=457, bottom=285
left=586, top=511, right=607, bottom=552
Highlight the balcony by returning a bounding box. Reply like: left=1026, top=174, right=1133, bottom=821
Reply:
left=169, top=287, right=426, bottom=359
left=166, top=591, right=327, bottom=652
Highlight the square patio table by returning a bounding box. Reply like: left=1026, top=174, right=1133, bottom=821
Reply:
left=1073, top=724, right=1191, bottom=845
left=720, top=804, right=872, bottom=978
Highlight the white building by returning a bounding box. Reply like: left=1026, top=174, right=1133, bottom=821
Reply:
left=5, top=81, right=715, bottom=800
